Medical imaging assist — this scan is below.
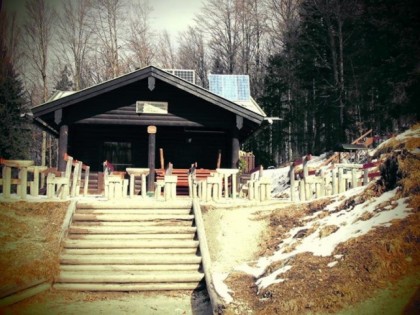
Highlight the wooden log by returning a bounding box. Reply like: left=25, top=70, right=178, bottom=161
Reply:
left=58, top=271, right=204, bottom=283
left=75, top=209, right=192, bottom=215
left=60, top=254, right=202, bottom=265
left=71, top=220, right=193, bottom=227
left=59, top=201, right=77, bottom=243
left=193, top=199, right=225, bottom=314
left=69, top=225, right=197, bottom=234
left=63, top=239, right=199, bottom=249
left=0, top=281, right=50, bottom=307
left=68, top=233, right=195, bottom=240
left=60, top=264, right=199, bottom=272
left=76, top=200, right=192, bottom=209
left=53, top=282, right=200, bottom=291
left=63, top=248, right=197, bottom=255
left=72, top=213, right=195, bottom=222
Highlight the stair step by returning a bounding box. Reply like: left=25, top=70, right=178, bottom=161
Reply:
left=60, top=254, right=202, bottom=265
left=71, top=221, right=192, bottom=227
left=67, top=233, right=195, bottom=240
left=58, top=200, right=202, bottom=292
left=69, top=226, right=197, bottom=234
left=54, top=282, right=201, bottom=291
left=75, top=209, right=192, bottom=215
left=73, top=214, right=194, bottom=221
left=58, top=271, right=204, bottom=283
left=60, top=264, right=200, bottom=272
left=76, top=201, right=192, bottom=209
left=64, top=239, right=199, bottom=249
left=63, top=248, right=197, bottom=255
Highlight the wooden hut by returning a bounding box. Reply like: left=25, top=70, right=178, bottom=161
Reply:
left=31, top=66, right=266, bottom=192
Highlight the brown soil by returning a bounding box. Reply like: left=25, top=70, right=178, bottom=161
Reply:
left=0, top=201, right=69, bottom=292
left=223, top=144, right=420, bottom=315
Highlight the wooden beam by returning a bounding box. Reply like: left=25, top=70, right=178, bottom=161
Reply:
left=58, top=125, right=68, bottom=172
left=147, top=126, right=157, bottom=192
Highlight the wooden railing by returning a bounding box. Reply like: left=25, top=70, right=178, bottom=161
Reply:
left=290, top=156, right=381, bottom=202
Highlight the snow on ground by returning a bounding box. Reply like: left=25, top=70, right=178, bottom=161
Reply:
left=235, top=185, right=413, bottom=292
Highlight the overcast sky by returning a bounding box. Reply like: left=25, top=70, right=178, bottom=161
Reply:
left=3, top=0, right=204, bottom=38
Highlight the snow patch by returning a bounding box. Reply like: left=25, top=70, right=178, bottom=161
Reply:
left=328, top=261, right=338, bottom=268
left=239, top=187, right=413, bottom=291
left=212, top=272, right=233, bottom=304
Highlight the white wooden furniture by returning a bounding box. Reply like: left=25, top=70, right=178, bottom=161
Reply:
left=216, top=168, right=239, bottom=199
left=126, top=168, right=149, bottom=198
left=1, top=160, right=34, bottom=199
left=164, top=175, right=178, bottom=200
left=47, top=156, right=73, bottom=199
left=27, top=165, right=48, bottom=197
left=104, top=171, right=128, bottom=199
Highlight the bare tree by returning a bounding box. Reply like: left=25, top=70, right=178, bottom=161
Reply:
left=266, top=0, right=300, bottom=51
left=56, top=0, right=94, bottom=90
left=21, top=0, right=56, bottom=173
left=177, top=26, right=209, bottom=87
left=155, top=30, right=177, bottom=69
left=22, top=0, right=56, bottom=102
left=125, top=0, right=155, bottom=70
left=196, top=0, right=242, bottom=74
left=90, top=0, right=125, bottom=80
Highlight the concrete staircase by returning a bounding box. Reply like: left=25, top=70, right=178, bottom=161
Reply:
left=54, top=200, right=204, bottom=291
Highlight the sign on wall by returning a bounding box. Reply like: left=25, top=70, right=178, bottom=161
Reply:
left=136, top=101, right=168, bottom=114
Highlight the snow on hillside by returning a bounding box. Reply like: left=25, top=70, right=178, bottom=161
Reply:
left=237, top=185, right=412, bottom=292
left=215, top=125, right=419, bottom=305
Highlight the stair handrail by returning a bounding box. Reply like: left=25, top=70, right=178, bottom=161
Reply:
left=192, top=199, right=225, bottom=314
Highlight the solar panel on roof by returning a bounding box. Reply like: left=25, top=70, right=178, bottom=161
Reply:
left=164, top=69, right=196, bottom=84
left=208, top=74, right=251, bottom=102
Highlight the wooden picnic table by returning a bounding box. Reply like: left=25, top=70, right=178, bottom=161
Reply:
left=126, top=168, right=150, bottom=198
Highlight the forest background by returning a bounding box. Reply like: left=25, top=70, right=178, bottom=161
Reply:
left=0, top=0, right=419, bottom=167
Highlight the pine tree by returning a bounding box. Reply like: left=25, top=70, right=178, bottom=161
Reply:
left=0, top=44, right=30, bottom=159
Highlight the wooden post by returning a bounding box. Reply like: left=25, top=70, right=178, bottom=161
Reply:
left=83, top=166, right=90, bottom=196
left=216, top=150, right=221, bottom=169
left=338, top=167, right=344, bottom=193
left=58, top=125, right=68, bottom=172
left=351, top=168, right=357, bottom=188
left=159, top=148, right=164, bottom=170
left=303, top=157, right=310, bottom=200
left=231, top=127, right=240, bottom=168
left=363, top=168, right=369, bottom=185
left=332, top=169, right=337, bottom=194
left=289, top=163, right=295, bottom=201
left=299, top=180, right=305, bottom=201
left=147, top=126, right=156, bottom=193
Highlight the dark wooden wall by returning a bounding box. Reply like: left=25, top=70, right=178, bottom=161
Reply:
left=69, top=125, right=231, bottom=172
left=59, top=76, right=246, bottom=172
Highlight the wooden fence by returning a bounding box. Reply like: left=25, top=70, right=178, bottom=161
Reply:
left=290, top=156, right=381, bottom=202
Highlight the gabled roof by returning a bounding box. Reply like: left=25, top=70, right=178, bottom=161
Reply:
left=32, top=66, right=266, bottom=125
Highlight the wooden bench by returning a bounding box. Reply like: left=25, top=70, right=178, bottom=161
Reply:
left=155, top=168, right=214, bottom=196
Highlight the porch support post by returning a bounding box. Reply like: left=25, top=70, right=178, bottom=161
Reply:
left=58, top=124, right=68, bottom=172
left=231, top=127, right=240, bottom=168
left=147, top=126, right=157, bottom=193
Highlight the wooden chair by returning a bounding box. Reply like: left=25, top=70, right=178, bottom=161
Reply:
left=46, top=156, right=73, bottom=199
left=104, top=171, right=128, bottom=199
